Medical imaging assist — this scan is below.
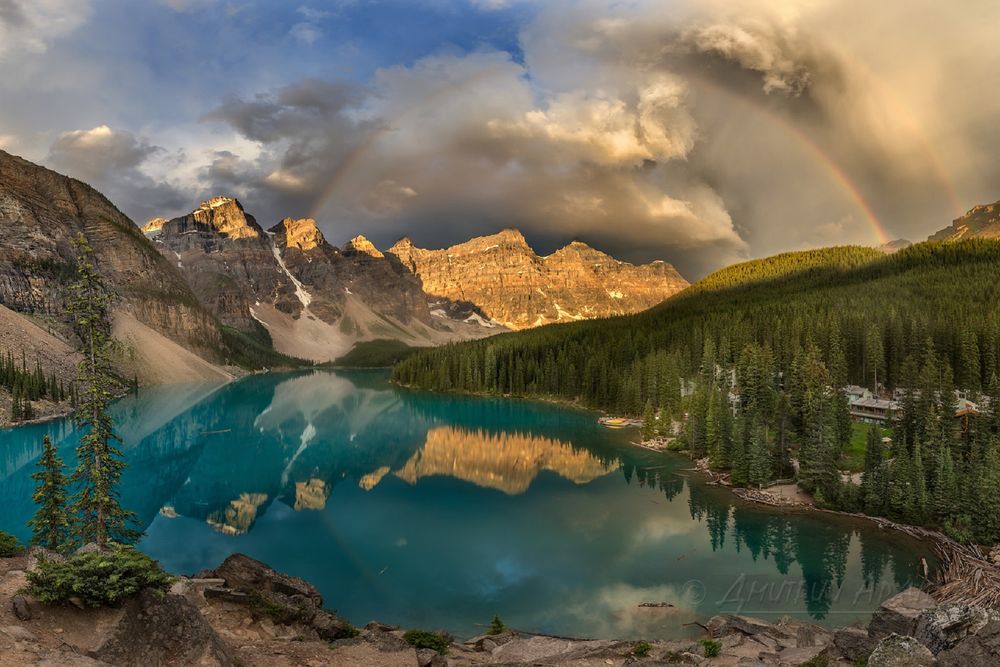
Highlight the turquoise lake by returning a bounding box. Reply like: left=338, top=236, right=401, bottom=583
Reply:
left=0, top=370, right=933, bottom=639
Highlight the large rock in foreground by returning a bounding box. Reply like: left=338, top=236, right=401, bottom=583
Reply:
left=207, top=553, right=356, bottom=641
left=867, top=633, right=935, bottom=667
left=868, top=587, right=937, bottom=640
left=937, top=620, right=1000, bottom=667
left=92, top=588, right=236, bottom=666
left=914, top=603, right=1000, bottom=654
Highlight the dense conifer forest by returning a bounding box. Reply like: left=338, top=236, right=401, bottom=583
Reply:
left=394, top=240, right=1000, bottom=543
left=1, top=350, right=72, bottom=421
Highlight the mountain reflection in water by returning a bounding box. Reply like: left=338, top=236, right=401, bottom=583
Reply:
left=0, top=370, right=934, bottom=639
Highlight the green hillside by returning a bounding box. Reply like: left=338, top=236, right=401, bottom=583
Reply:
left=395, top=240, right=1000, bottom=409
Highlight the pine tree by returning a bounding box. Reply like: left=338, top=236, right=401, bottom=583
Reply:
left=29, top=435, right=70, bottom=551
left=66, top=235, right=138, bottom=549
left=641, top=400, right=656, bottom=441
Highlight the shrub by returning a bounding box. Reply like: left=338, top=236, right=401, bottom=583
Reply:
left=403, top=629, right=449, bottom=654
left=632, top=640, right=652, bottom=657
left=701, top=639, right=721, bottom=658
left=25, top=544, right=172, bottom=607
left=488, top=615, right=506, bottom=635
left=0, top=530, right=23, bottom=557
left=799, top=655, right=830, bottom=667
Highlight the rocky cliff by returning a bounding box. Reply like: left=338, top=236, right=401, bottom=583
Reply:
left=0, top=149, right=224, bottom=369
left=142, top=197, right=301, bottom=332
left=929, top=201, right=1000, bottom=241
left=387, top=229, right=689, bottom=330
left=145, top=207, right=501, bottom=362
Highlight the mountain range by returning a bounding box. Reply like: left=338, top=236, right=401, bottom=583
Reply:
left=0, top=149, right=689, bottom=390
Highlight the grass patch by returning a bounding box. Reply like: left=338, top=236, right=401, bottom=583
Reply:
left=334, top=339, right=418, bottom=368
left=632, top=640, right=652, bottom=657
left=403, top=629, right=449, bottom=654
left=701, top=639, right=721, bottom=658
left=842, top=422, right=891, bottom=472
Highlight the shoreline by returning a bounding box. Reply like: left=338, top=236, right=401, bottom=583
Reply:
left=638, top=431, right=1000, bottom=608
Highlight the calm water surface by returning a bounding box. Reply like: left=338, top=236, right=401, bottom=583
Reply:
left=0, top=370, right=932, bottom=639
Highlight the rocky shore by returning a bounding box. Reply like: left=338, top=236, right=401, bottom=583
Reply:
left=3, top=550, right=1000, bottom=666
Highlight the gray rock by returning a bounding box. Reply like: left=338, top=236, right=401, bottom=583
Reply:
left=868, top=587, right=937, bottom=640
left=1, top=625, right=38, bottom=642
left=311, top=608, right=357, bottom=641
left=25, top=545, right=64, bottom=573
left=210, top=553, right=322, bottom=605
left=707, top=614, right=798, bottom=652
left=74, top=542, right=101, bottom=556
left=92, top=589, right=236, bottom=666
left=416, top=648, right=436, bottom=667
left=11, top=594, right=31, bottom=621
left=914, top=603, right=1000, bottom=654
left=937, top=619, right=1000, bottom=667
left=774, top=615, right=832, bottom=647
left=832, top=625, right=874, bottom=661
left=867, top=634, right=935, bottom=667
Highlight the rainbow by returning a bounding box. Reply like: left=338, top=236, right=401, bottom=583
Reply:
left=307, top=64, right=961, bottom=248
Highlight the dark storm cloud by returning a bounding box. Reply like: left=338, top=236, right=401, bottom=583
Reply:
left=46, top=126, right=189, bottom=224
left=0, top=0, right=27, bottom=28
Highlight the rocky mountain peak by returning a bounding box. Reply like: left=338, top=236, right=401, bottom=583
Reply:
left=929, top=199, right=1000, bottom=241
left=189, top=196, right=261, bottom=240
left=142, top=217, right=168, bottom=237
left=342, top=235, right=383, bottom=258
left=271, top=217, right=326, bottom=252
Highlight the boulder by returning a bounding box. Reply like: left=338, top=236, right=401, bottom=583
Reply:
left=25, top=545, right=64, bottom=573
left=1, top=625, right=38, bottom=642
left=416, top=648, right=436, bottom=667
left=914, top=603, right=1000, bottom=654
left=868, top=587, right=937, bottom=640
left=311, top=608, right=358, bottom=641
left=11, top=594, right=31, bottom=621
left=210, top=553, right=322, bottom=606
left=774, top=616, right=832, bottom=647
left=74, top=543, right=101, bottom=556
left=707, top=614, right=797, bottom=650
left=92, top=589, right=237, bottom=666
left=867, top=634, right=935, bottom=667
left=937, top=619, right=1000, bottom=667
left=832, top=625, right=874, bottom=661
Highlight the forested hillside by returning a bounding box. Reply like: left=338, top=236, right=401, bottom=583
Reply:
left=394, top=241, right=1000, bottom=410
left=395, top=240, right=1000, bottom=542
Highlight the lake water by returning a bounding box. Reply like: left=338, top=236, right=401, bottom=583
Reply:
left=0, top=370, right=933, bottom=639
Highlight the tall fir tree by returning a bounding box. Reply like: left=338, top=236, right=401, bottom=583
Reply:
left=66, top=235, right=138, bottom=549
left=29, top=435, right=70, bottom=551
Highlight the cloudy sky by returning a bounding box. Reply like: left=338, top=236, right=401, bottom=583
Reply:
left=2, top=0, right=998, bottom=277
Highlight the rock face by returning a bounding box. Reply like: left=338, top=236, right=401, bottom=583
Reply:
left=207, top=553, right=356, bottom=641
left=0, top=149, right=224, bottom=361
left=929, top=200, right=1000, bottom=241
left=867, top=633, right=935, bottom=667
left=914, top=603, right=1000, bottom=653
left=143, top=197, right=300, bottom=331
left=937, top=619, right=1000, bottom=667
left=93, top=588, right=236, bottom=666
left=387, top=230, right=689, bottom=330
left=868, top=587, right=937, bottom=640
